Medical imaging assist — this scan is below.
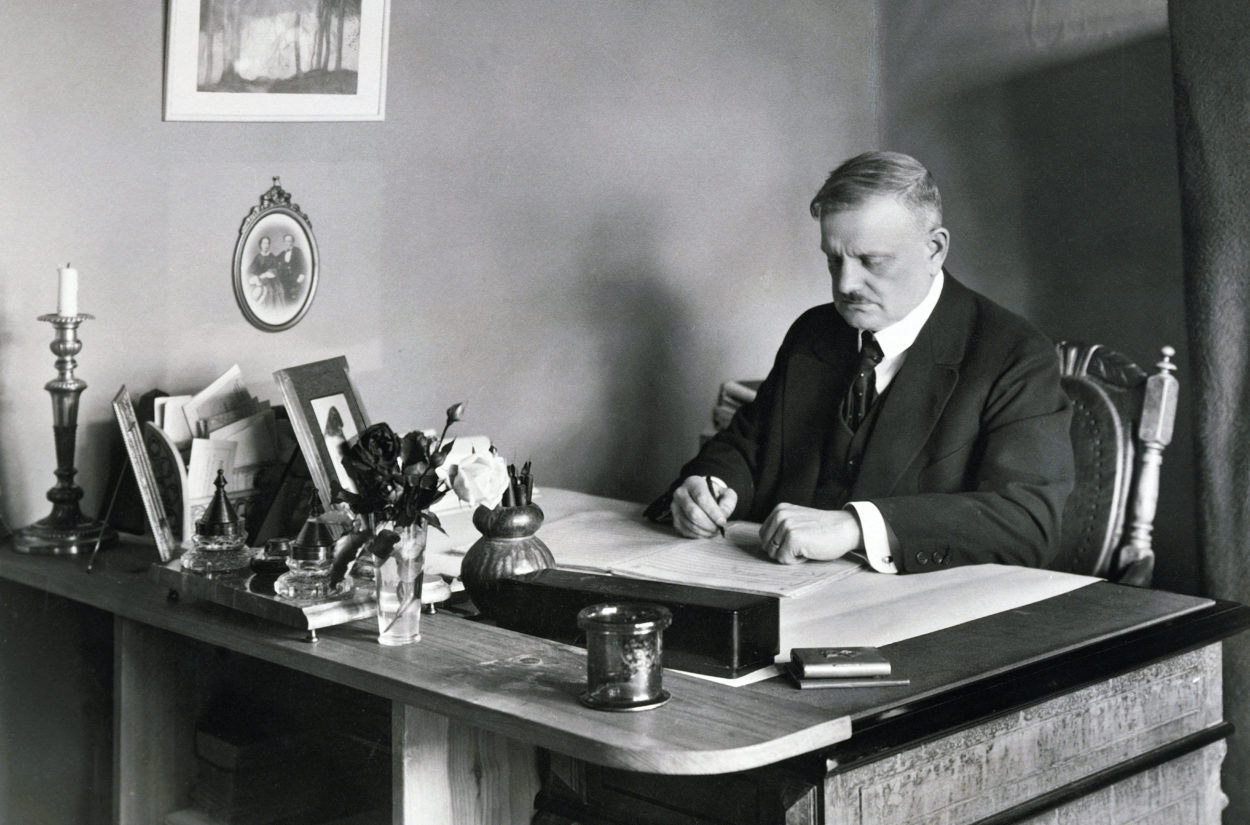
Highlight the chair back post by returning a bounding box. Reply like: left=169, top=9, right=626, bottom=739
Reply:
left=1114, top=347, right=1178, bottom=586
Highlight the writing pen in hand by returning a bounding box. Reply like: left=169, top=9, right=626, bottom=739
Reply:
left=704, top=475, right=726, bottom=537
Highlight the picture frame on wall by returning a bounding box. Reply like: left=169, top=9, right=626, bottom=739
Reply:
left=164, top=0, right=391, bottom=122
left=233, top=177, right=319, bottom=332
left=273, top=356, right=370, bottom=511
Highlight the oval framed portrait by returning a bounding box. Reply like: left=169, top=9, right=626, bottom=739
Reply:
left=232, top=178, right=319, bottom=332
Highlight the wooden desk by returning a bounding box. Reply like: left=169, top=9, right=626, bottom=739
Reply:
left=1, top=492, right=1247, bottom=825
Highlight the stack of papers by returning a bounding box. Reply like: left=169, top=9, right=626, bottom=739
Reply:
left=153, top=365, right=278, bottom=500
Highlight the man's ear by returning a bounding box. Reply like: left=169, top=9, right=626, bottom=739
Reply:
left=927, top=227, right=950, bottom=272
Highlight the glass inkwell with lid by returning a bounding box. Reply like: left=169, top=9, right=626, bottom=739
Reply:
left=274, top=518, right=352, bottom=601
left=180, top=470, right=252, bottom=576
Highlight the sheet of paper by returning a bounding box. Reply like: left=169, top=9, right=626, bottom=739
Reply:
left=539, top=510, right=862, bottom=598
left=540, top=510, right=687, bottom=569
left=182, top=365, right=258, bottom=438
left=157, top=395, right=195, bottom=450
left=682, top=565, right=1101, bottom=686
left=209, top=407, right=278, bottom=467
left=186, top=438, right=238, bottom=498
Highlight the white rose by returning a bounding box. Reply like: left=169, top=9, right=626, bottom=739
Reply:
left=449, top=451, right=511, bottom=509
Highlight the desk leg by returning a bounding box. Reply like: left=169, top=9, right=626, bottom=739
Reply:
left=114, top=617, right=213, bottom=825
left=393, top=702, right=540, bottom=825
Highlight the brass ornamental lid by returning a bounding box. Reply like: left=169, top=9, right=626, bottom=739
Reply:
left=291, top=518, right=336, bottom=561
left=196, top=470, right=242, bottom=538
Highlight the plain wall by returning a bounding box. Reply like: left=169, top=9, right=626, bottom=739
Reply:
left=877, top=0, right=1197, bottom=593
left=0, top=2, right=877, bottom=821
left=0, top=1, right=876, bottom=522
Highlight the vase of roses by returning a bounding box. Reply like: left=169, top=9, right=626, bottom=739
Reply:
left=331, top=402, right=510, bottom=645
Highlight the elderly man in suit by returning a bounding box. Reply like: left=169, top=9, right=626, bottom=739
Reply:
left=656, top=151, right=1074, bottom=574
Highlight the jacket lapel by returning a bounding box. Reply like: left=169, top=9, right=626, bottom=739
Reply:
left=852, top=276, right=971, bottom=497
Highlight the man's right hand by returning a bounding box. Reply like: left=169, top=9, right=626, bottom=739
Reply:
left=671, top=475, right=737, bottom=539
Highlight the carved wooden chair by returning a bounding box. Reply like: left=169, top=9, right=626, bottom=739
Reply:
left=1051, top=343, right=1179, bottom=586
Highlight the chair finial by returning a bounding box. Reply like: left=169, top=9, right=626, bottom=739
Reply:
left=1156, top=346, right=1177, bottom=374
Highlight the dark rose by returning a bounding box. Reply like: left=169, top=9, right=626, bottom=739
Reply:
left=355, top=423, right=402, bottom=467
left=401, top=430, right=436, bottom=469
left=339, top=424, right=404, bottom=513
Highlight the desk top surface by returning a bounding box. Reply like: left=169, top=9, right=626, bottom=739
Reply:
left=2, top=491, right=1246, bottom=776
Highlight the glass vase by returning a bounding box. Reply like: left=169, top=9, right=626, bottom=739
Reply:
left=375, top=523, right=426, bottom=646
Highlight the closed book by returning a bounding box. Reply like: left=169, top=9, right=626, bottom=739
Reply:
left=790, top=646, right=891, bottom=678
left=783, top=663, right=910, bottom=689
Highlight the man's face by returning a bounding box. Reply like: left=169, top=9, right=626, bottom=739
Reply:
left=820, top=194, right=949, bottom=332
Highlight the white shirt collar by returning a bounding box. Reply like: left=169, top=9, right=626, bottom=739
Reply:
left=868, top=270, right=944, bottom=359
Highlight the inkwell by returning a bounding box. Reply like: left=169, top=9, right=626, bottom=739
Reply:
left=274, top=517, right=349, bottom=601
left=180, top=470, right=252, bottom=575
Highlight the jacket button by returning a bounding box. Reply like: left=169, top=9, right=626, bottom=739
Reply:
left=934, top=550, right=947, bottom=564
left=916, top=551, right=929, bottom=565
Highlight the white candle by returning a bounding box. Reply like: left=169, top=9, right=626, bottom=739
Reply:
left=57, top=263, right=78, bottom=316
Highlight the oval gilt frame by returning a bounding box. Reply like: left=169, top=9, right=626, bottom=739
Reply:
left=232, top=177, right=319, bottom=332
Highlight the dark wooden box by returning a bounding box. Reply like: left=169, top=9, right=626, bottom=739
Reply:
left=493, top=569, right=779, bottom=678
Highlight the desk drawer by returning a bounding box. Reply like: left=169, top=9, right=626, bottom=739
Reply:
left=823, top=645, right=1226, bottom=825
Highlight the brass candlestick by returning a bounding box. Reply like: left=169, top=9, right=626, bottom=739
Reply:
left=13, top=313, right=118, bottom=555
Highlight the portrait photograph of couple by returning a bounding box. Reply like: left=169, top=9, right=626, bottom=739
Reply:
left=233, top=207, right=319, bottom=331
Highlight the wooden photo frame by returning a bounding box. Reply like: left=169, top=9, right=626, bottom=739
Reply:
left=273, top=356, right=370, bottom=511
left=164, top=0, right=391, bottom=122
left=233, top=177, right=319, bottom=332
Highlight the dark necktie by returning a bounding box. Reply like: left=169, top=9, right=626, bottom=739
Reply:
left=844, top=331, right=884, bottom=430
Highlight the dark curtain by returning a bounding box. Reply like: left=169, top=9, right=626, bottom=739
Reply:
left=1170, top=2, right=1250, bottom=821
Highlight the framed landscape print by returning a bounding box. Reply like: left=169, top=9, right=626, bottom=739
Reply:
left=164, top=0, right=391, bottom=121
left=233, top=177, right=319, bottom=332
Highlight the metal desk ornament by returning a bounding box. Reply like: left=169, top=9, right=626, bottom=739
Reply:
left=14, top=307, right=118, bottom=556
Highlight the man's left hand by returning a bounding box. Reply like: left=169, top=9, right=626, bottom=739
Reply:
left=760, top=504, right=864, bottom=564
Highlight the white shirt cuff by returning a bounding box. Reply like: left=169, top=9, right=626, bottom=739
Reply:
left=846, top=501, right=899, bottom=574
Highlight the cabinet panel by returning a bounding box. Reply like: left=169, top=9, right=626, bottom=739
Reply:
left=823, top=645, right=1224, bottom=825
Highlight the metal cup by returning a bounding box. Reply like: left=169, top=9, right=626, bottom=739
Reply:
left=577, top=602, right=672, bottom=711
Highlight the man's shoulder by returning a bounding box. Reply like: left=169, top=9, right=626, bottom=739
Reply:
left=787, top=303, right=846, bottom=337
left=944, top=275, right=1054, bottom=355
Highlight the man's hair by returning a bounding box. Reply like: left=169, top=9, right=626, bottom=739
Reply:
left=809, top=151, right=942, bottom=229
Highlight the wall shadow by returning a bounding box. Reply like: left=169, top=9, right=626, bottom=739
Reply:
left=947, top=35, right=1196, bottom=591
left=550, top=210, right=699, bottom=504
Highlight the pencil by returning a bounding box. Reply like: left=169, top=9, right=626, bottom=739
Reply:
left=704, top=475, right=726, bottom=537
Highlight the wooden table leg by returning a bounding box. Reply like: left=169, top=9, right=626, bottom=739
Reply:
left=114, top=617, right=215, bottom=825
left=393, top=702, right=541, bottom=825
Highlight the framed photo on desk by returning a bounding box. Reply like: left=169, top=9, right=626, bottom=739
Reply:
left=273, top=356, right=370, bottom=511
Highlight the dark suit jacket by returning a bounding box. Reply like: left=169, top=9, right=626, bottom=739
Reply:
left=674, top=275, right=1075, bottom=573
